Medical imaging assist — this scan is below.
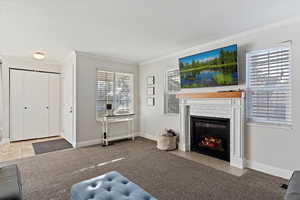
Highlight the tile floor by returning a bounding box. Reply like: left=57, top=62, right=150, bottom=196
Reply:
left=0, top=136, right=63, bottom=163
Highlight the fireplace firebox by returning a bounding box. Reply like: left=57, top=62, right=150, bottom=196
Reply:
left=190, top=116, right=230, bottom=161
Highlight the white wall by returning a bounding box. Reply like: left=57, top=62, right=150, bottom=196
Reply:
left=75, top=52, right=139, bottom=146
left=139, top=18, right=300, bottom=178
left=0, top=55, right=61, bottom=142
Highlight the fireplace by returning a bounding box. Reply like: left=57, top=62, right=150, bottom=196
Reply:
left=190, top=116, right=230, bottom=161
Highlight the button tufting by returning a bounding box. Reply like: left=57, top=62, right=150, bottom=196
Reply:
left=88, top=193, right=95, bottom=199
left=144, top=196, right=151, bottom=200
left=124, top=191, right=130, bottom=197
left=71, top=171, right=156, bottom=200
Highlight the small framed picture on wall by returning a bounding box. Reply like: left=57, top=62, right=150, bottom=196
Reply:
left=147, top=75, right=155, bottom=85
left=147, top=97, right=155, bottom=106
left=147, top=87, right=155, bottom=96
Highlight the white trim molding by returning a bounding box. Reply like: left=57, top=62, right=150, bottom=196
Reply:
left=139, top=132, right=157, bottom=141
left=75, top=132, right=143, bottom=148
left=140, top=16, right=300, bottom=66
left=245, top=160, right=293, bottom=179
left=179, top=95, right=245, bottom=169
left=75, top=139, right=102, bottom=148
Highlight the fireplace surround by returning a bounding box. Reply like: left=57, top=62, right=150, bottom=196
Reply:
left=190, top=116, right=230, bottom=161
left=178, top=91, right=245, bottom=168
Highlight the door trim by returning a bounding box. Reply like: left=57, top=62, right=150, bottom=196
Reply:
left=9, top=68, right=61, bottom=141
left=10, top=68, right=61, bottom=74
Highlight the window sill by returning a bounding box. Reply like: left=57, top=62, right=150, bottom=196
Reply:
left=246, top=122, right=293, bottom=130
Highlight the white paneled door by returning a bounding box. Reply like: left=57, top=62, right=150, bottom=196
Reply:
left=62, top=63, right=74, bottom=145
left=48, top=73, right=61, bottom=136
left=10, top=69, right=60, bottom=141
left=23, top=71, right=49, bottom=140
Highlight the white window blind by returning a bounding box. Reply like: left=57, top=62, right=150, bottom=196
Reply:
left=96, top=70, right=134, bottom=118
left=114, top=72, right=134, bottom=115
left=165, top=69, right=180, bottom=114
left=96, top=70, right=114, bottom=118
left=246, top=46, right=292, bottom=125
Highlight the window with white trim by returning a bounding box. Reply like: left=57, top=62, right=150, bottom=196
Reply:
left=96, top=70, right=134, bottom=118
left=246, top=46, right=292, bottom=126
left=165, top=69, right=180, bottom=114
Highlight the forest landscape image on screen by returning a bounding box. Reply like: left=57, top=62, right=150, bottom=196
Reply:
left=179, top=44, right=238, bottom=88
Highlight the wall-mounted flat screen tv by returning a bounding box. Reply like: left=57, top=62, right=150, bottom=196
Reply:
left=179, top=44, right=238, bottom=88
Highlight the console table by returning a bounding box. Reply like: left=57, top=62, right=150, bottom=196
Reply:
left=97, top=114, right=135, bottom=146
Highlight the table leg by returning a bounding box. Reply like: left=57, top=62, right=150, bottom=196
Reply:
left=105, top=120, right=109, bottom=146
left=131, top=119, right=135, bottom=141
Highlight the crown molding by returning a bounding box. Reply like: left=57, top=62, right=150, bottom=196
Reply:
left=75, top=51, right=138, bottom=66
left=139, top=16, right=300, bottom=66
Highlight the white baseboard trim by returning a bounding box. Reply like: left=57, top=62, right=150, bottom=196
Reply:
left=60, top=132, right=76, bottom=148
left=75, top=132, right=142, bottom=148
left=230, top=157, right=245, bottom=169
left=75, top=139, right=102, bottom=148
left=245, top=160, right=293, bottom=179
left=139, top=132, right=157, bottom=141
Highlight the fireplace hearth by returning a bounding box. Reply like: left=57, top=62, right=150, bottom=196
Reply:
left=190, top=116, right=230, bottom=161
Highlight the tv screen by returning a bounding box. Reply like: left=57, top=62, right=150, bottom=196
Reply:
left=179, top=44, right=238, bottom=88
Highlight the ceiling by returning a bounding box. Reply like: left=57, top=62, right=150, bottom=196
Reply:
left=0, top=0, right=300, bottom=64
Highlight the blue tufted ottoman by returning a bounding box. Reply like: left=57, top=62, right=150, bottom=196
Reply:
left=70, top=171, right=157, bottom=200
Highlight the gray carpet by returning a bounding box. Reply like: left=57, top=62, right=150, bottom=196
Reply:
left=32, top=138, right=73, bottom=155
left=8, top=138, right=286, bottom=200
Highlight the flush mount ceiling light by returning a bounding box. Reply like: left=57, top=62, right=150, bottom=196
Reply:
left=32, top=52, right=46, bottom=60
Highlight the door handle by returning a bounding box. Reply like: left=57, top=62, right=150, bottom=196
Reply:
left=69, top=106, right=73, bottom=113
left=46, top=106, right=49, bottom=109
left=24, top=106, right=28, bottom=110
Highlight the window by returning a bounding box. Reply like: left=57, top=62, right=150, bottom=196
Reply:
left=246, top=45, right=292, bottom=126
left=114, top=72, right=134, bottom=115
left=96, top=70, right=134, bottom=118
left=165, top=69, right=180, bottom=114
left=96, top=70, right=114, bottom=117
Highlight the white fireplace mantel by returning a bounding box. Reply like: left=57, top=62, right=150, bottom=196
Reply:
left=178, top=92, right=245, bottom=169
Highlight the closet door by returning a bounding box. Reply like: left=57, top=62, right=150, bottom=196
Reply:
left=23, top=71, right=49, bottom=140
left=10, top=70, right=25, bottom=141
left=48, top=73, right=60, bottom=136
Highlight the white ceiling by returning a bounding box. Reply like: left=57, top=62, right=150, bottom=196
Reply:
left=0, top=0, right=300, bottom=64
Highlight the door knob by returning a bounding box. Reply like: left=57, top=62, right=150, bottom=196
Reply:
left=24, top=106, right=28, bottom=109
left=46, top=106, right=49, bottom=109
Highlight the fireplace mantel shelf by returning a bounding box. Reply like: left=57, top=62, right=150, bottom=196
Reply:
left=176, top=91, right=243, bottom=99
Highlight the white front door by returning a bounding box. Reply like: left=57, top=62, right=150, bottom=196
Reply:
left=23, top=71, right=49, bottom=139
left=62, top=63, right=74, bottom=145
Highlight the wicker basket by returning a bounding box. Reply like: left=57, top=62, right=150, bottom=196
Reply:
left=157, top=135, right=177, bottom=151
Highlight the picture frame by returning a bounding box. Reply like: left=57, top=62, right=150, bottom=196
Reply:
left=147, top=97, right=155, bottom=106
left=147, top=87, right=155, bottom=96
left=147, top=75, right=155, bottom=85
